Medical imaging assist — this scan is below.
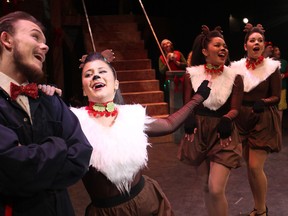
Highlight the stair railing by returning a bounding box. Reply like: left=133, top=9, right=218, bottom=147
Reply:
left=138, top=0, right=171, bottom=71
left=81, top=0, right=96, bottom=52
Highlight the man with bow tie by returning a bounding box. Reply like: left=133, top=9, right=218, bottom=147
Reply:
left=0, top=11, right=92, bottom=216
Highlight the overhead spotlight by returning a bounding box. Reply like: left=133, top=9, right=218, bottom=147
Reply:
left=243, top=18, right=249, bottom=24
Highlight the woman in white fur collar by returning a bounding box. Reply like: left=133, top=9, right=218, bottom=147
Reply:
left=68, top=50, right=211, bottom=216
left=230, top=23, right=281, bottom=216
left=178, top=25, right=244, bottom=216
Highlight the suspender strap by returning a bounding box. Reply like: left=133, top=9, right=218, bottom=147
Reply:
left=5, top=204, right=12, bottom=216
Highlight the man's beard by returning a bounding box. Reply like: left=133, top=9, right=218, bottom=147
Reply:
left=13, top=48, right=45, bottom=83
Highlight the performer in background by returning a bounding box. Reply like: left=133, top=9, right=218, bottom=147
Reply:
left=231, top=23, right=281, bottom=216
left=179, top=25, right=243, bottom=216
left=158, top=39, right=187, bottom=102
left=272, top=44, right=288, bottom=124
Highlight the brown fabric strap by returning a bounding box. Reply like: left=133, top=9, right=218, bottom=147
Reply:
left=91, top=176, right=145, bottom=208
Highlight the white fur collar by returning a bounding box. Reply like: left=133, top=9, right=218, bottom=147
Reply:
left=70, top=104, right=150, bottom=194
left=231, top=57, right=280, bottom=92
left=186, top=65, right=238, bottom=110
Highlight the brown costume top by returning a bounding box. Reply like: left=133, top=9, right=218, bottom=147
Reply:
left=230, top=57, right=282, bottom=152
left=70, top=91, right=207, bottom=215
left=182, top=65, right=244, bottom=168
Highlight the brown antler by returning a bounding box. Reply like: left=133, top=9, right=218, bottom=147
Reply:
left=101, top=49, right=115, bottom=63
left=243, top=23, right=253, bottom=32
left=214, top=26, right=223, bottom=33
left=79, top=54, right=88, bottom=69
left=255, top=24, right=265, bottom=32
left=201, top=25, right=210, bottom=35
left=79, top=49, right=115, bottom=69
left=243, top=23, right=265, bottom=33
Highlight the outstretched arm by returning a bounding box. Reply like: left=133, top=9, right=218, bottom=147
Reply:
left=145, top=80, right=210, bottom=137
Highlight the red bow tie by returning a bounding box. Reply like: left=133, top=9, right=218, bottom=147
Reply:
left=10, top=82, right=39, bottom=100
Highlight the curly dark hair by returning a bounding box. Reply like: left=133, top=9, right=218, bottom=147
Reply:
left=191, top=25, right=228, bottom=66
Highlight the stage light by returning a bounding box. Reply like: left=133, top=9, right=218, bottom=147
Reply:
left=243, top=18, right=249, bottom=24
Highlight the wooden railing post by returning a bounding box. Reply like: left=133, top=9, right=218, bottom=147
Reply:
left=165, top=70, right=185, bottom=143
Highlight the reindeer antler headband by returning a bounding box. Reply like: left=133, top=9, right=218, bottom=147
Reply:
left=243, top=23, right=265, bottom=33
left=79, top=49, right=115, bottom=69
left=201, top=25, right=223, bottom=35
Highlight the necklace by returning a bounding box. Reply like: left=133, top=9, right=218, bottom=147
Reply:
left=246, top=56, right=264, bottom=70
left=86, top=101, right=118, bottom=117
left=204, top=64, right=224, bottom=74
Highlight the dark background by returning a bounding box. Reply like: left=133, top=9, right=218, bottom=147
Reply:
left=82, top=0, right=288, bottom=61
left=1, top=0, right=288, bottom=63
left=1, top=0, right=288, bottom=101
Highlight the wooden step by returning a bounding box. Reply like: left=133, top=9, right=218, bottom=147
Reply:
left=122, top=91, right=164, bottom=104
left=88, top=40, right=146, bottom=50
left=143, top=102, right=169, bottom=116
left=117, top=69, right=156, bottom=81
left=113, top=50, right=148, bottom=60
left=112, top=59, right=152, bottom=70
left=153, top=114, right=169, bottom=118
left=148, top=134, right=174, bottom=144
left=84, top=31, right=142, bottom=43
left=120, top=80, right=159, bottom=93
left=86, top=22, right=139, bottom=32
left=87, top=15, right=136, bottom=23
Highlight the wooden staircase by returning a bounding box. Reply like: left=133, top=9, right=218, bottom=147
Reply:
left=82, top=15, right=173, bottom=143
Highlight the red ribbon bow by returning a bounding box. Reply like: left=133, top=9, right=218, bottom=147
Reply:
left=10, top=82, right=39, bottom=100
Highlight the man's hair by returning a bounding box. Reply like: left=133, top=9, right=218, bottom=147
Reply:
left=0, top=11, right=45, bottom=55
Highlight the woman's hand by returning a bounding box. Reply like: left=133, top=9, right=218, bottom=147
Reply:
left=184, top=128, right=197, bottom=142
left=167, top=52, right=174, bottom=61
left=219, top=136, right=232, bottom=148
left=38, top=84, right=62, bottom=96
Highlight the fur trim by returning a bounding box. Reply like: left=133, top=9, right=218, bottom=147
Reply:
left=186, top=65, right=238, bottom=110
left=70, top=104, right=150, bottom=194
left=231, top=58, right=280, bottom=92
